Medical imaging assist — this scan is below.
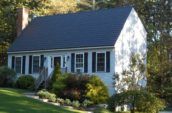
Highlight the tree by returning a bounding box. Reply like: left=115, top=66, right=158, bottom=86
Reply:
left=113, top=53, right=146, bottom=93
left=32, top=0, right=79, bottom=16
left=51, top=63, right=61, bottom=85
left=113, top=53, right=146, bottom=113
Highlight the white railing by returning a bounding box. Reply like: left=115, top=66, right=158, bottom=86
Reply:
left=35, top=67, right=68, bottom=90
left=35, top=68, right=48, bottom=90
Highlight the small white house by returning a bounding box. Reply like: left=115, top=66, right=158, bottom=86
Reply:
left=8, top=6, right=147, bottom=95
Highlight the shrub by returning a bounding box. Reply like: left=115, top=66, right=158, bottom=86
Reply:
left=107, top=90, right=165, bottom=113
left=64, top=99, right=71, bottom=105
left=52, top=73, right=89, bottom=101
left=63, top=89, right=81, bottom=101
left=135, top=91, right=165, bottom=113
left=57, top=98, right=65, bottom=105
left=86, top=75, right=109, bottom=104
left=63, top=74, right=89, bottom=101
left=37, top=89, right=49, bottom=99
left=72, top=100, right=80, bottom=108
left=52, top=73, right=68, bottom=96
left=65, top=74, right=89, bottom=90
left=0, top=66, right=16, bottom=87
left=48, top=93, right=56, bottom=102
left=82, top=99, right=93, bottom=107
left=16, top=75, right=35, bottom=90
left=37, top=89, right=56, bottom=102
left=50, top=63, right=61, bottom=89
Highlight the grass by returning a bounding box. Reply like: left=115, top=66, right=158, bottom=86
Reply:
left=0, top=88, right=86, bottom=113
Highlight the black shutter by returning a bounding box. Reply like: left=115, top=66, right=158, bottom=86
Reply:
left=12, top=56, right=15, bottom=69
left=92, top=52, right=96, bottom=73
left=71, top=53, right=75, bottom=73
left=84, top=52, right=88, bottom=73
left=40, top=55, right=44, bottom=69
left=106, top=51, right=110, bottom=72
left=29, top=55, right=32, bottom=74
left=22, top=56, right=26, bottom=74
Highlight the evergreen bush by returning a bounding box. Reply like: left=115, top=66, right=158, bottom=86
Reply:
left=0, top=66, right=16, bottom=87
left=16, top=75, right=35, bottom=90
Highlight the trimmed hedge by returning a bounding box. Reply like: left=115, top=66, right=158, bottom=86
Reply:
left=16, top=75, right=35, bottom=90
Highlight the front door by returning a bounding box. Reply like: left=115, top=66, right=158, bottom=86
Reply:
left=54, top=57, right=61, bottom=67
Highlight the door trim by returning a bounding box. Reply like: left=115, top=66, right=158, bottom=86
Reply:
left=53, top=56, right=62, bottom=68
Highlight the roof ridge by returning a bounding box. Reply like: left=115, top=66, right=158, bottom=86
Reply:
left=34, top=5, right=133, bottom=20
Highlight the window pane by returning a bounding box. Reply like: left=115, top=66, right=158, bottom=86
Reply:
left=76, top=54, right=83, bottom=68
left=97, top=53, right=105, bottom=71
left=15, top=57, right=21, bottom=73
left=33, top=56, right=40, bottom=73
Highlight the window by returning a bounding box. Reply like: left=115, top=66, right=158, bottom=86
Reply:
left=97, top=53, right=105, bottom=72
left=15, top=57, right=22, bottom=73
left=75, top=54, right=84, bottom=72
left=33, top=56, right=40, bottom=73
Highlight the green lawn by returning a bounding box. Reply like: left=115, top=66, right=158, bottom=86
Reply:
left=0, top=88, right=86, bottom=113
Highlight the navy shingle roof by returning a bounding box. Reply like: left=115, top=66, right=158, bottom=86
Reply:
left=8, top=6, right=132, bottom=52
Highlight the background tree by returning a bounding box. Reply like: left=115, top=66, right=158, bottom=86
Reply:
left=0, top=0, right=80, bottom=66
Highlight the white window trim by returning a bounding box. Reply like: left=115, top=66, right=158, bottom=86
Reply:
left=96, top=52, right=106, bottom=72
left=15, top=56, right=22, bottom=74
left=75, top=53, right=84, bottom=73
left=32, top=55, right=40, bottom=74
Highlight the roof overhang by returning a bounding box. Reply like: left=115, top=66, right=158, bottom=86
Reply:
left=8, top=46, right=114, bottom=54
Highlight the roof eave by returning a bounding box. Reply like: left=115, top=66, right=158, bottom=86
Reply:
left=8, top=46, right=114, bottom=54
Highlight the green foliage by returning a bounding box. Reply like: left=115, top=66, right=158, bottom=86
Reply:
left=51, top=63, right=61, bottom=84
left=135, top=91, right=165, bottom=113
left=37, top=89, right=56, bottom=102
left=52, top=73, right=108, bottom=104
left=48, top=93, right=56, bottom=102
left=72, top=100, right=80, bottom=108
left=51, top=64, right=67, bottom=96
left=62, top=74, right=89, bottom=101
left=63, top=89, right=81, bottom=101
left=37, top=89, right=49, bottom=99
left=82, top=99, right=93, bottom=107
left=0, top=66, right=16, bottom=87
left=64, top=99, right=71, bottom=105
left=86, top=75, right=109, bottom=104
left=108, top=90, right=165, bottom=113
left=57, top=98, right=65, bottom=105
left=113, top=53, right=146, bottom=92
left=52, top=73, right=68, bottom=97
left=16, top=75, right=35, bottom=90
left=147, top=66, right=172, bottom=106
